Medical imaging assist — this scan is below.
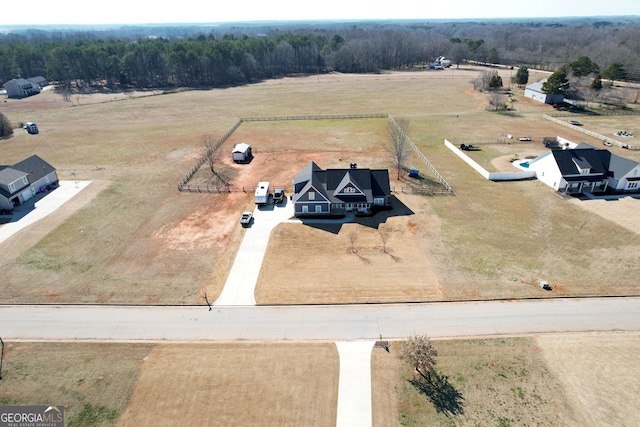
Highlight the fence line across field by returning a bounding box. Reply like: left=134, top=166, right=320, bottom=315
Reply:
left=543, top=114, right=637, bottom=150
left=178, top=113, right=454, bottom=196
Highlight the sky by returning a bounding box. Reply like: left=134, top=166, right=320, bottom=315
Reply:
left=2, top=0, right=639, bottom=26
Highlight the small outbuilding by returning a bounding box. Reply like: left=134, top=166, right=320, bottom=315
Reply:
left=524, top=79, right=564, bottom=105
left=232, top=143, right=252, bottom=163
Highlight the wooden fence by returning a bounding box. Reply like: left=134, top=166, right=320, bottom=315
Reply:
left=179, top=184, right=233, bottom=193
left=177, top=119, right=242, bottom=191
left=178, top=113, right=455, bottom=196
left=388, top=116, right=455, bottom=195
left=240, top=113, right=388, bottom=122
left=394, top=186, right=451, bottom=196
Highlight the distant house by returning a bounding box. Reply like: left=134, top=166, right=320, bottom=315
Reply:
left=0, top=155, right=58, bottom=211
left=526, top=142, right=640, bottom=194
left=2, top=78, right=41, bottom=99
left=27, top=76, right=48, bottom=88
left=292, top=161, right=391, bottom=217
left=524, top=79, right=564, bottom=105
left=231, top=143, right=252, bottom=162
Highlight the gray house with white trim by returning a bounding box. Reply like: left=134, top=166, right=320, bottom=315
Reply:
left=0, top=155, right=58, bottom=211
left=292, top=162, right=391, bottom=217
left=2, top=78, right=41, bottom=99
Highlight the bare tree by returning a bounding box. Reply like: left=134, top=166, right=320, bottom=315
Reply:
left=387, top=117, right=410, bottom=180
left=200, top=134, right=219, bottom=174
left=399, top=334, right=438, bottom=378
left=379, top=226, right=391, bottom=253
left=488, top=92, right=507, bottom=111
left=349, top=230, right=358, bottom=253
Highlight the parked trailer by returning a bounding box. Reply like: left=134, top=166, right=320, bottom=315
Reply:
left=25, top=122, right=39, bottom=134
left=254, top=181, right=270, bottom=205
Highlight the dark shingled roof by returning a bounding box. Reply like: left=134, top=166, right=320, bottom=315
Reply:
left=293, top=162, right=390, bottom=204
left=552, top=143, right=638, bottom=180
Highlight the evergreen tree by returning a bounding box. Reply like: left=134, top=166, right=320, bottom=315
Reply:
left=0, top=112, right=14, bottom=138
left=569, top=56, right=599, bottom=77
left=542, top=68, right=570, bottom=95
left=602, top=62, right=628, bottom=82
left=488, top=72, right=503, bottom=89
left=515, top=65, right=529, bottom=86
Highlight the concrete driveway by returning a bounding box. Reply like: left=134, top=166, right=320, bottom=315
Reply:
left=214, top=198, right=297, bottom=305
left=0, top=180, right=92, bottom=244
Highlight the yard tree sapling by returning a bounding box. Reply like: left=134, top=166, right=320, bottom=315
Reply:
left=349, top=230, right=358, bottom=253
left=387, top=117, right=410, bottom=180
left=399, top=334, right=439, bottom=379
left=378, top=226, right=391, bottom=253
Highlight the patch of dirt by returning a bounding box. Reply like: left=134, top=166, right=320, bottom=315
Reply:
left=154, top=193, right=246, bottom=251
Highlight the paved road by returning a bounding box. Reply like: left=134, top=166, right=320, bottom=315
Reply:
left=2, top=297, right=639, bottom=342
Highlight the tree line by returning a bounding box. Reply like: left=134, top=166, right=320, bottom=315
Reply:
left=1, top=18, right=639, bottom=90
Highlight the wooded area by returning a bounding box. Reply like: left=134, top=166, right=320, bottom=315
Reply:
left=2, top=18, right=639, bottom=90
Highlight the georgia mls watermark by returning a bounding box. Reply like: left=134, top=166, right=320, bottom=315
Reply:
left=0, top=406, right=64, bottom=427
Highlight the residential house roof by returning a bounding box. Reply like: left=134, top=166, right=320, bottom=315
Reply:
left=0, top=166, right=28, bottom=185
left=525, top=80, right=546, bottom=93
left=27, top=76, right=47, bottom=86
left=12, top=155, right=56, bottom=182
left=293, top=161, right=390, bottom=204
left=0, top=155, right=56, bottom=200
left=551, top=143, right=639, bottom=180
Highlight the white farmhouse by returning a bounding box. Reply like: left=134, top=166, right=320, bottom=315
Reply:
left=525, top=142, right=640, bottom=195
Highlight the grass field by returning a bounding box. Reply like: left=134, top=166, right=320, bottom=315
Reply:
left=2, top=68, right=639, bottom=304
left=0, top=342, right=153, bottom=426
left=2, top=334, right=638, bottom=426
left=2, top=68, right=640, bottom=425
left=373, top=333, right=640, bottom=426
